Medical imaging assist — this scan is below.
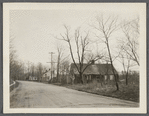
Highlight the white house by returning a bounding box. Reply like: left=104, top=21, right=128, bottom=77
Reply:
left=29, top=76, right=38, bottom=81
left=42, top=70, right=51, bottom=82
left=42, top=69, right=57, bottom=82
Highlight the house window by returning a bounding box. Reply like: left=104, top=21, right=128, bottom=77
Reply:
left=104, top=75, right=107, bottom=80
left=110, top=75, right=114, bottom=80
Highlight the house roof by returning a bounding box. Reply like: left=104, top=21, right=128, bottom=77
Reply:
left=70, top=63, right=117, bottom=75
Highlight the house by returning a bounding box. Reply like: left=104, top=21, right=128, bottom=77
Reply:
left=42, top=70, right=51, bottom=82
left=29, top=76, right=38, bottom=81
left=42, top=70, right=57, bottom=82
left=70, top=63, right=118, bottom=84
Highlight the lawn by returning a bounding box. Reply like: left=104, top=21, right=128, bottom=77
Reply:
left=63, top=77, right=139, bottom=102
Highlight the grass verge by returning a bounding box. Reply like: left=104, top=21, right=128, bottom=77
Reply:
left=54, top=81, right=139, bottom=103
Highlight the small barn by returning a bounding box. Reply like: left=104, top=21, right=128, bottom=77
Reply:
left=70, top=63, right=118, bottom=84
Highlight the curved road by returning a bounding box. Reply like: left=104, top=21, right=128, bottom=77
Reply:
left=10, top=81, right=139, bottom=108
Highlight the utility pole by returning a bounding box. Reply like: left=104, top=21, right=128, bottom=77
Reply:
left=27, top=61, right=30, bottom=81
left=47, top=52, right=56, bottom=82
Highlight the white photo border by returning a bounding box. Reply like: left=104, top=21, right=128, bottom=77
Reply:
left=3, top=3, right=147, bottom=114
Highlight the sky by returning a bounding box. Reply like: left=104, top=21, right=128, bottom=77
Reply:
left=9, top=3, right=140, bottom=71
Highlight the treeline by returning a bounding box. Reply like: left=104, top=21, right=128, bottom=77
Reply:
left=9, top=39, right=47, bottom=82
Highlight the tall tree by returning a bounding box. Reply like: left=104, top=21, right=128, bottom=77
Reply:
left=59, top=25, right=102, bottom=84
left=118, top=51, right=136, bottom=85
left=36, top=62, right=43, bottom=82
left=92, top=14, right=120, bottom=90
left=31, top=63, right=35, bottom=78
left=121, top=19, right=139, bottom=66
left=56, top=44, right=64, bottom=82
left=9, top=39, right=25, bottom=81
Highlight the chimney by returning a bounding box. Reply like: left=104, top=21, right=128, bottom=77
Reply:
left=91, top=60, right=95, bottom=64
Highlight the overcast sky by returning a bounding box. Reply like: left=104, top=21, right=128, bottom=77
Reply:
left=9, top=3, right=140, bottom=71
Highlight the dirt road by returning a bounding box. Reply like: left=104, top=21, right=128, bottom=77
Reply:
left=10, top=81, right=139, bottom=108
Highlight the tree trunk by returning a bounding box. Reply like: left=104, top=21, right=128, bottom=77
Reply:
left=126, top=73, right=128, bottom=85
left=79, top=73, right=84, bottom=84
left=56, top=54, right=60, bottom=82
left=106, top=41, right=119, bottom=91
left=56, top=71, right=59, bottom=82
left=56, top=65, right=59, bottom=82
left=115, top=81, right=119, bottom=90
left=126, top=76, right=128, bottom=85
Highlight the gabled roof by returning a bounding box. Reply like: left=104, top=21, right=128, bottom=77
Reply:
left=43, top=70, right=50, bottom=75
left=70, top=63, right=117, bottom=75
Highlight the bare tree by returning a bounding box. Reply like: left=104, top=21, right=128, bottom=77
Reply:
left=85, top=52, right=103, bottom=64
left=10, top=38, right=17, bottom=81
left=118, top=51, right=136, bottom=85
left=36, top=62, right=43, bottom=82
left=9, top=39, right=26, bottom=81
left=59, top=59, right=70, bottom=83
left=56, top=44, right=64, bottom=82
left=26, top=61, right=31, bottom=80
left=30, top=63, right=35, bottom=78
left=92, top=14, right=120, bottom=90
left=121, top=19, right=139, bottom=66
left=58, top=25, right=102, bottom=84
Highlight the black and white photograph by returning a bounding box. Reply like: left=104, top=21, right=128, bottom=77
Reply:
left=3, top=3, right=146, bottom=113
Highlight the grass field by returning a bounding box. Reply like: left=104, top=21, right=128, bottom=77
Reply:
left=66, top=83, right=139, bottom=102
left=59, top=75, right=139, bottom=102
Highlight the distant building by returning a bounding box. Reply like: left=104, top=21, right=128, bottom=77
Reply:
left=70, top=63, right=118, bottom=84
left=42, top=70, right=51, bottom=82
left=42, top=69, right=56, bottom=82
left=29, top=76, right=38, bottom=81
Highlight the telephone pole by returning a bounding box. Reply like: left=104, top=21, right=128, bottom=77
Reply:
left=47, top=52, right=56, bottom=81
